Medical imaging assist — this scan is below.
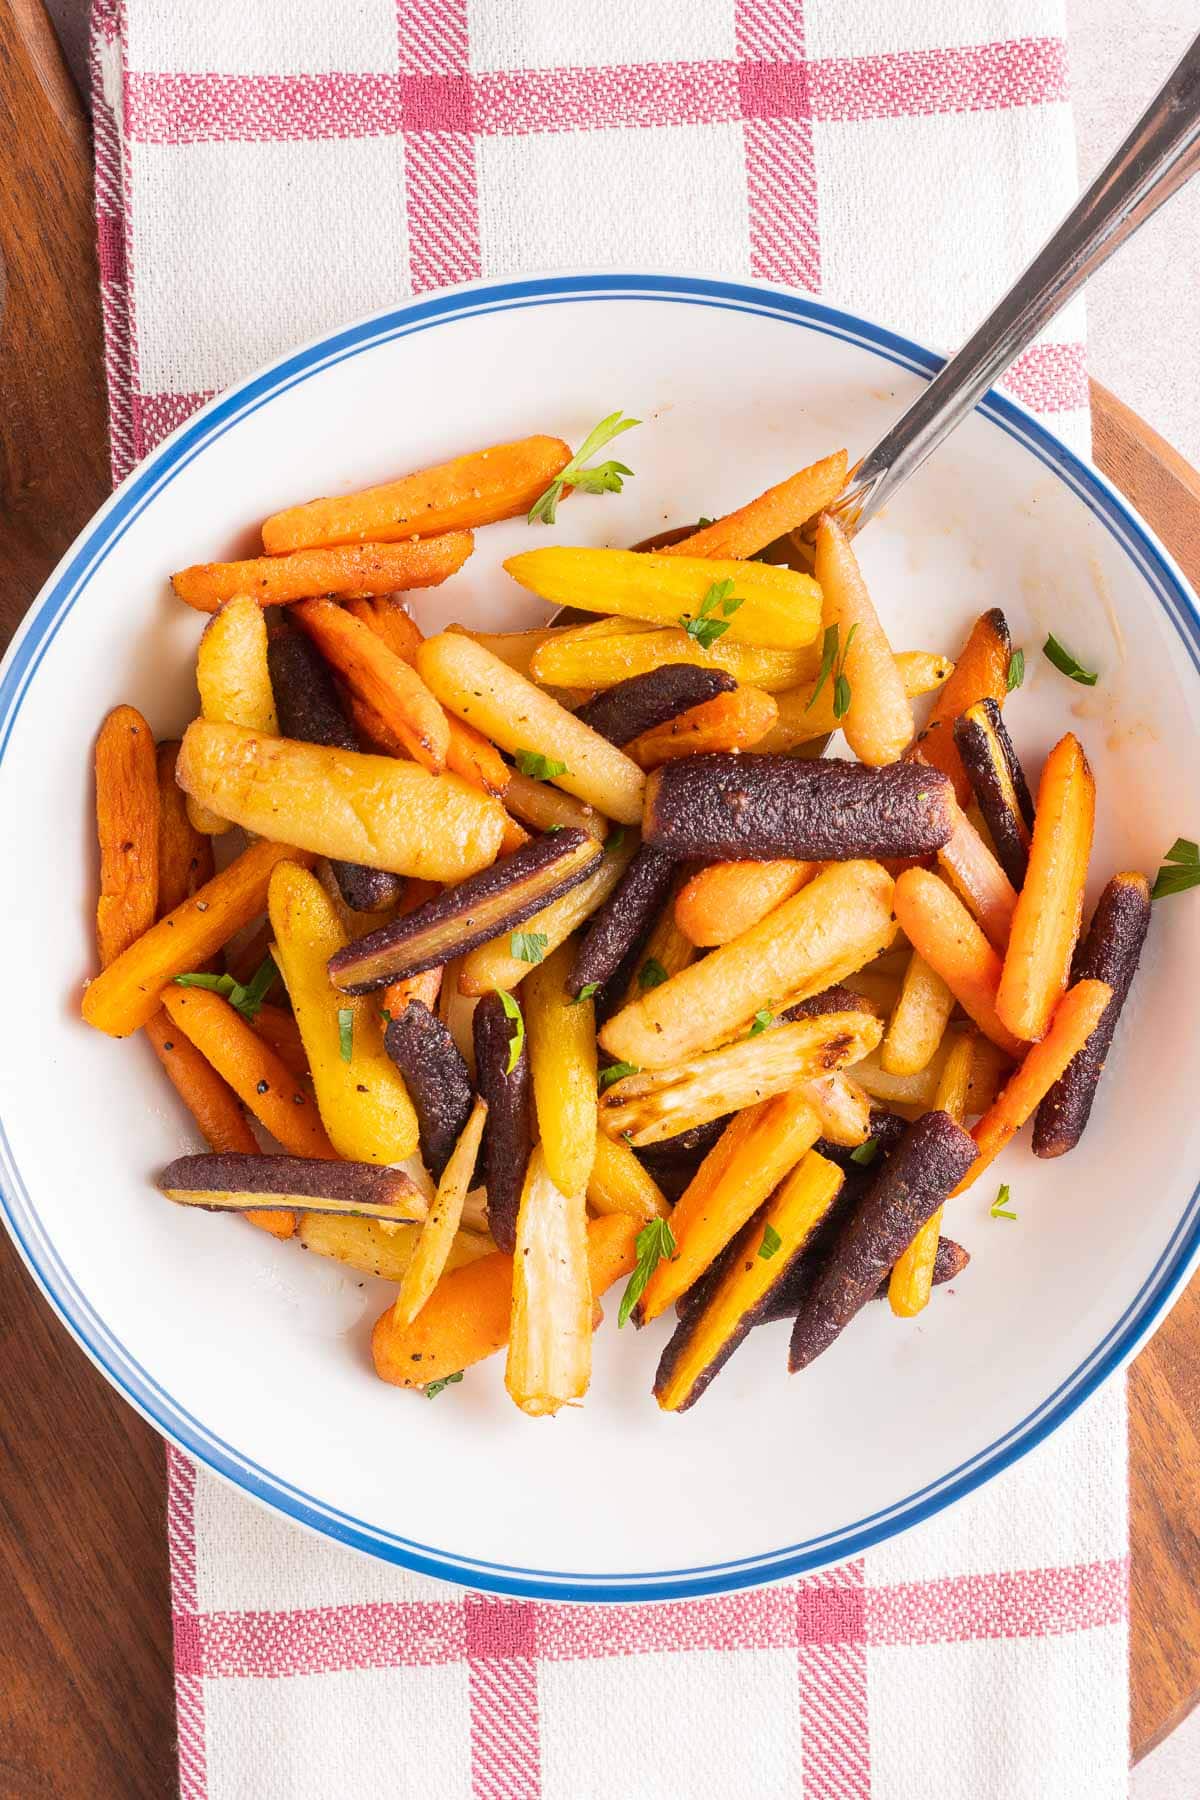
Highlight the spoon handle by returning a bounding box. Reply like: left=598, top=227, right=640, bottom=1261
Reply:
left=834, top=29, right=1200, bottom=533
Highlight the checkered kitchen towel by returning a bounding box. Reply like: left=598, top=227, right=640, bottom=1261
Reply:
left=91, top=3, right=1125, bottom=1795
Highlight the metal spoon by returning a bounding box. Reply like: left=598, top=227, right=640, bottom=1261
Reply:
left=831, top=29, right=1200, bottom=535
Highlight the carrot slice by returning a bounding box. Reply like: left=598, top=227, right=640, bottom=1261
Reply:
left=893, top=868, right=1023, bottom=1056
left=880, top=951, right=955, bottom=1077
left=293, top=598, right=450, bottom=774
left=814, top=513, right=913, bottom=766
left=662, top=451, right=848, bottom=560
left=673, top=859, right=816, bottom=948
left=936, top=794, right=1019, bottom=951
left=249, top=1002, right=308, bottom=1079
left=95, top=706, right=159, bottom=969
left=628, top=686, right=778, bottom=769
left=910, top=608, right=1012, bottom=803
left=171, top=534, right=474, bottom=612
left=155, top=740, right=214, bottom=912
left=951, top=979, right=1113, bottom=1195
left=83, top=838, right=314, bottom=1037
left=372, top=1213, right=639, bottom=1389
left=261, top=436, right=571, bottom=553
left=996, top=733, right=1095, bottom=1042
left=635, top=1090, right=822, bottom=1325
left=161, top=986, right=336, bottom=1159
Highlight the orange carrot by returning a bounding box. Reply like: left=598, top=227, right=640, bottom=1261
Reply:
left=143, top=1009, right=293, bottom=1238
left=936, top=793, right=1018, bottom=951
left=673, top=859, right=817, bottom=947
left=951, top=980, right=1113, bottom=1194
left=662, top=451, right=847, bottom=560
left=636, top=1090, right=822, bottom=1325
left=911, top=608, right=1012, bottom=803
left=341, top=596, right=425, bottom=662
left=372, top=1213, right=639, bottom=1388
left=382, top=968, right=444, bottom=1018
left=628, top=686, right=778, bottom=769
left=997, top=733, right=1095, bottom=1042
left=250, top=1002, right=309, bottom=1078
left=171, top=533, right=474, bottom=613
left=162, top=986, right=335, bottom=1158
left=225, top=918, right=278, bottom=987
left=893, top=868, right=1024, bottom=1056
left=293, top=598, right=450, bottom=773
left=261, top=436, right=571, bottom=553
left=888, top=1026, right=973, bottom=1315
left=814, top=513, right=912, bottom=766
left=83, top=839, right=313, bottom=1038
left=94, top=705, right=159, bottom=968
left=155, top=739, right=214, bottom=912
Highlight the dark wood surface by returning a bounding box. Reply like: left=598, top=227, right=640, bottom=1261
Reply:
left=1, top=4, right=1198, bottom=1790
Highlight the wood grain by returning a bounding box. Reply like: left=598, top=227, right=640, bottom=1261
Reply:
left=1, top=4, right=1199, bottom=1785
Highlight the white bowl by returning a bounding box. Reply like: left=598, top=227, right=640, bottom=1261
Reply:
left=3, top=273, right=1199, bottom=1601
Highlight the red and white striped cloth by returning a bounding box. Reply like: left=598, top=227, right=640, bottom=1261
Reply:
left=91, top=4, right=1124, bottom=1795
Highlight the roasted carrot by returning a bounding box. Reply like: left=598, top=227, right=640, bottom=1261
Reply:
left=662, top=451, right=848, bottom=560
left=887, top=1027, right=974, bottom=1315
left=143, top=1011, right=293, bottom=1238
left=586, top=1131, right=671, bottom=1222
left=162, top=986, right=336, bottom=1159
left=880, top=951, right=955, bottom=1077
left=951, top=979, right=1113, bottom=1194
left=635, top=1090, right=822, bottom=1325
left=911, top=608, right=1012, bottom=803
left=293, top=598, right=450, bottom=774
left=249, top=1002, right=308, bottom=1079
left=501, top=768, right=608, bottom=840
left=673, top=859, right=817, bottom=948
left=84, top=838, right=313, bottom=1037
left=893, top=868, right=1023, bottom=1056
left=341, top=595, right=425, bottom=661
left=261, top=436, right=571, bottom=553
left=189, top=595, right=280, bottom=834
left=996, top=733, right=1095, bottom=1042
left=372, top=1213, right=639, bottom=1389
left=936, top=793, right=1018, bottom=951
left=171, top=533, right=474, bottom=613
left=627, top=686, right=778, bottom=769
left=155, top=740, right=214, bottom=912
left=755, top=651, right=953, bottom=753
left=814, top=513, right=913, bottom=765
left=94, top=705, right=159, bottom=969
left=383, top=968, right=444, bottom=1019
left=621, top=873, right=696, bottom=1001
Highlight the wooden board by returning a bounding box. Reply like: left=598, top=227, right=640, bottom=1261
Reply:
left=1, top=4, right=1198, bottom=1788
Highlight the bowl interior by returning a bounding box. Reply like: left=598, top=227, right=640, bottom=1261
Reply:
left=3, top=276, right=1199, bottom=1597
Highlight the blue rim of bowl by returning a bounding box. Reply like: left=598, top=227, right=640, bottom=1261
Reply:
left=3, top=272, right=1199, bottom=1601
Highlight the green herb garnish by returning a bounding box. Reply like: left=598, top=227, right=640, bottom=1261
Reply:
left=1042, top=633, right=1097, bottom=686
left=849, top=1135, right=880, bottom=1168
left=605, top=827, right=627, bottom=855
left=679, top=578, right=744, bottom=651
left=758, top=1222, right=783, bottom=1261
left=496, top=988, right=525, bottom=1073
left=338, top=1008, right=353, bottom=1063
left=514, top=749, right=568, bottom=780
left=991, top=1183, right=1017, bottom=1220
left=748, top=1009, right=774, bottom=1037
left=638, top=958, right=668, bottom=990
left=1152, top=837, right=1200, bottom=900
left=425, top=1371, right=464, bottom=1399
left=617, top=1217, right=677, bottom=1328
left=599, top=1060, right=640, bottom=1091
left=510, top=931, right=548, bottom=965
left=571, top=981, right=600, bottom=1007
left=1007, top=648, right=1025, bottom=691
left=527, top=410, right=640, bottom=525
left=174, top=955, right=277, bottom=1024
left=805, top=622, right=858, bottom=721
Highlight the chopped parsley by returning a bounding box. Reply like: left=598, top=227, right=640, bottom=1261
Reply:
left=599, top=1060, right=640, bottom=1091
left=679, top=578, right=744, bottom=650
left=1042, top=633, right=1098, bottom=686
left=991, top=1183, right=1017, bottom=1220
left=805, top=621, right=858, bottom=721
left=849, top=1135, right=880, bottom=1168
left=174, top=955, right=277, bottom=1024
left=617, top=1217, right=677, bottom=1328
left=527, top=410, right=641, bottom=525
left=1152, top=837, right=1200, bottom=900
left=571, top=981, right=600, bottom=1007
left=510, top=931, right=548, bottom=965
left=638, top=958, right=669, bottom=990
left=514, top=749, right=568, bottom=781
left=337, top=1008, right=353, bottom=1063
left=425, top=1371, right=464, bottom=1399
left=748, top=1009, right=775, bottom=1037
left=1007, top=648, right=1025, bottom=691
left=758, top=1222, right=783, bottom=1261
left=496, top=987, right=525, bottom=1073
